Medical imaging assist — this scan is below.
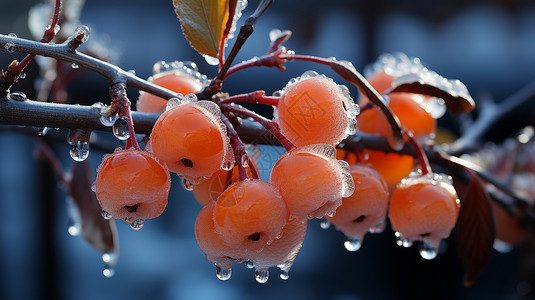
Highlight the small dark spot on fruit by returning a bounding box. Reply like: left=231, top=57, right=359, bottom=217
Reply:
left=247, top=232, right=261, bottom=241
left=420, top=232, right=431, bottom=237
left=353, top=215, right=366, bottom=223
left=124, top=204, right=138, bottom=212
left=181, top=158, right=194, bottom=168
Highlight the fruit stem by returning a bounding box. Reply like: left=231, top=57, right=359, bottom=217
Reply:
left=406, top=132, right=432, bottom=176
left=219, top=90, right=279, bottom=106
left=221, top=103, right=295, bottom=151
left=221, top=113, right=250, bottom=181
left=109, top=82, right=140, bottom=150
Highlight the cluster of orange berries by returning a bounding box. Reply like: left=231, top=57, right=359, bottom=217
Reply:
left=93, top=53, right=466, bottom=281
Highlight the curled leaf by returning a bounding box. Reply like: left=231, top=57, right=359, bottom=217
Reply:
left=69, top=161, right=118, bottom=260
left=174, top=0, right=230, bottom=60
left=455, top=168, right=495, bottom=286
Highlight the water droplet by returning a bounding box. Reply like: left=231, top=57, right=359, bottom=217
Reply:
left=71, top=63, right=79, bottom=69
left=102, top=252, right=117, bottom=264
left=419, top=240, right=437, bottom=260
left=327, top=210, right=336, bottom=218
left=103, top=265, right=115, bottom=278
left=101, top=210, right=112, bottom=220
left=38, top=127, right=51, bottom=136
left=280, top=270, right=289, bottom=280
left=165, top=97, right=182, bottom=110
left=215, top=264, right=232, bottom=280
left=182, top=178, right=194, bottom=191
left=246, top=261, right=254, bottom=269
left=240, top=155, right=249, bottom=167
left=8, top=33, right=17, bottom=38
left=100, top=113, right=118, bottom=127
left=203, top=55, right=219, bottom=66
left=493, top=239, right=513, bottom=253
left=19, top=72, right=26, bottom=79
left=69, top=141, right=90, bottom=162
left=112, top=116, right=130, bottom=140
left=74, top=25, right=90, bottom=43
left=395, top=232, right=412, bottom=248
left=4, top=42, right=15, bottom=53
left=344, top=236, right=362, bottom=252
left=319, top=218, right=330, bottom=229
left=368, top=219, right=386, bottom=234
left=128, top=70, right=136, bottom=75
left=129, top=219, right=144, bottom=230
left=182, top=93, right=198, bottom=103
left=254, top=268, right=269, bottom=283
left=221, top=160, right=234, bottom=171
left=9, top=91, right=27, bottom=101
left=68, top=220, right=81, bottom=236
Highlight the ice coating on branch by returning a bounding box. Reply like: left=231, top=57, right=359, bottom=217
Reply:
left=227, top=0, right=248, bottom=41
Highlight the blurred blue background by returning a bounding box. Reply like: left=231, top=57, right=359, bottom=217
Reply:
left=1, top=0, right=535, bottom=299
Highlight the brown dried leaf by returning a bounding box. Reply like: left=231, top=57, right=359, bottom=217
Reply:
left=456, top=169, right=495, bottom=286
left=387, top=81, right=475, bottom=115
left=173, top=0, right=230, bottom=59
left=69, top=161, right=118, bottom=258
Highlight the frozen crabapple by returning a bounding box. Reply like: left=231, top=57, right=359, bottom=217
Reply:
left=136, top=60, right=206, bottom=113
left=327, top=164, right=389, bottom=251
left=274, top=71, right=359, bottom=147
left=195, top=201, right=242, bottom=275
left=270, top=144, right=354, bottom=219
left=95, top=149, right=171, bottom=223
left=192, top=160, right=257, bottom=206
left=251, top=216, right=308, bottom=282
left=388, top=172, right=460, bottom=259
left=213, top=179, right=289, bottom=256
left=149, top=99, right=234, bottom=184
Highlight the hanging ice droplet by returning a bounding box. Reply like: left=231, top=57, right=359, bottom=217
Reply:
left=215, top=265, right=232, bottom=281
left=493, top=239, right=513, bottom=253
left=103, top=265, right=115, bottom=278
left=240, top=155, right=249, bottom=167
left=102, top=252, right=117, bottom=264
left=101, top=210, right=112, bottom=220
left=113, top=116, right=130, bottom=140
left=254, top=268, right=269, bottom=283
left=71, top=63, right=79, bottom=69
left=368, top=219, right=386, bottom=234
left=4, top=42, right=15, bottom=53
left=280, top=270, right=289, bottom=280
left=344, top=236, right=362, bottom=252
left=395, top=232, right=412, bottom=248
left=68, top=219, right=81, bottom=236
left=99, top=105, right=118, bottom=127
left=19, top=72, right=26, bottom=79
left=203, top=55, right=219, bottom=66
left=182, top=178, right=194, bottom=191
left=70, top=141, right=90, bottom=162
left=419, top=240, right=437, bottom=260
left=246, top=261, right=254, bottom=269
left=319, top=218, right=330, bottom=229
left=129, top=219, right=144, bottom=230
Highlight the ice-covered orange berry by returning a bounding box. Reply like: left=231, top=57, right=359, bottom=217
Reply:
left=388, top=173, right=460, bottom=259
left=252, top=216, right=308, bottom=282
left=275, top=72, right=358, bottom=147
left=358, top=93, right=436, bottom=141
left=150, top=100, right=233, bottom=184
left=328, top=164, right=389, bottom=251
left=213, top=179, right=289, bottom=255
left=136, top=70, right=203, bottom=113
left=270, top=144, right=354, bottom=219
left=95, top=149, right=170, bottom=222
left=362, top=149, right=414, bottom=191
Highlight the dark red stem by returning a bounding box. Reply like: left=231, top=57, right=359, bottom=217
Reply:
left=219, top=90, right=279, bottom=106
left=220, top=113, right=249, bottom=181
left=221, top=103, right=295, bottom=151
left=407, top=133, right=432, bottom=175
left=109, top=83, right=140, bottom=150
